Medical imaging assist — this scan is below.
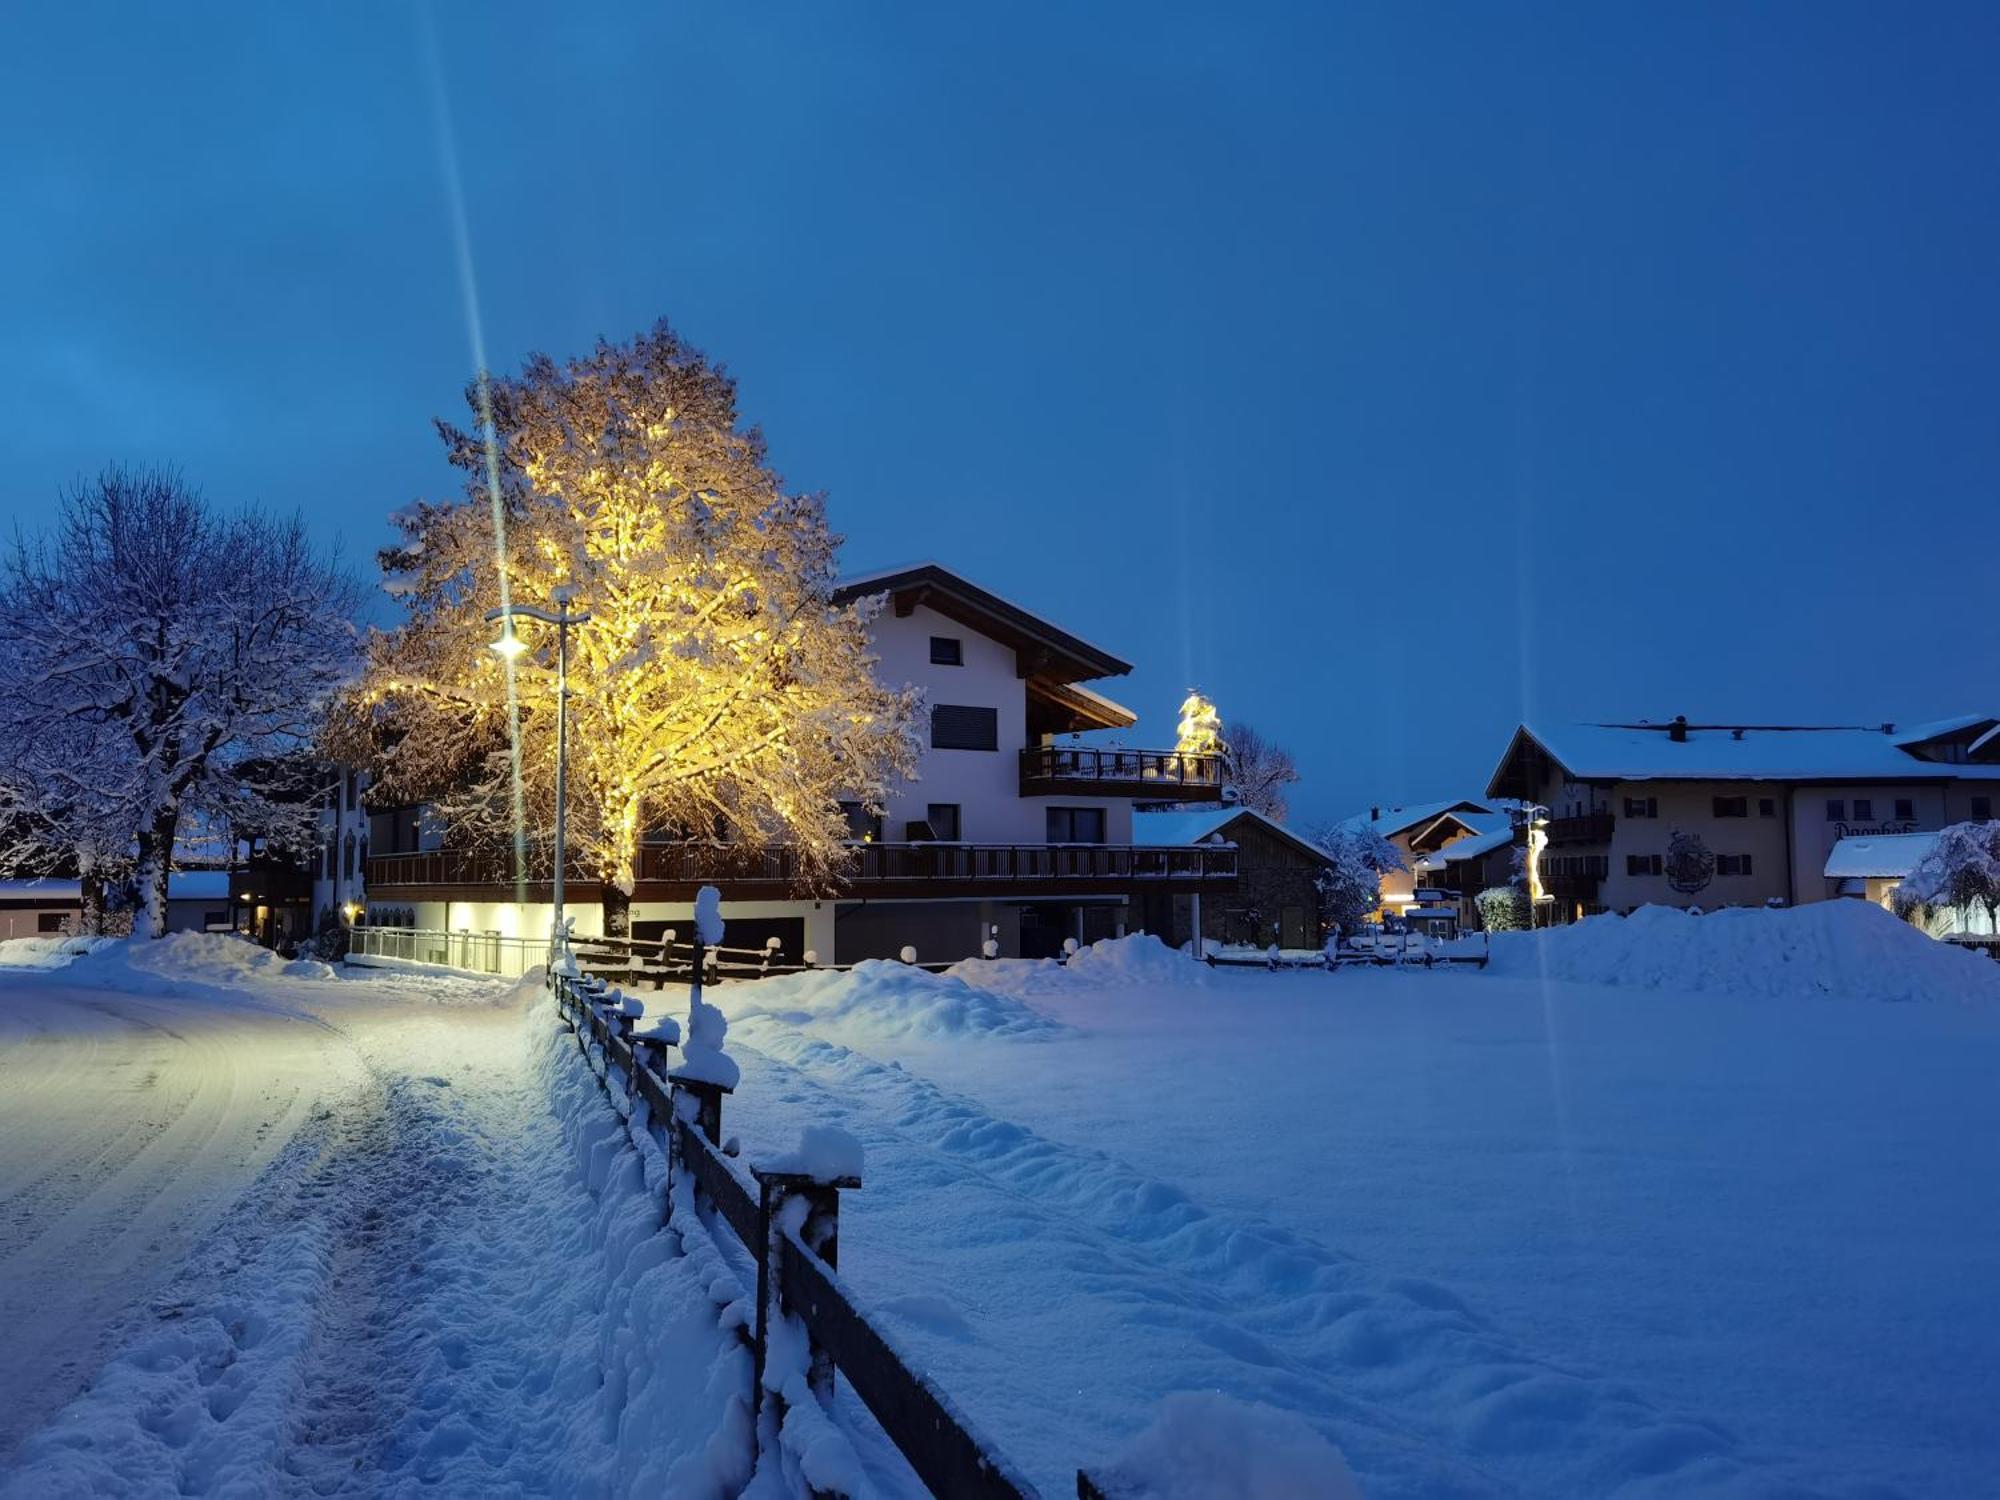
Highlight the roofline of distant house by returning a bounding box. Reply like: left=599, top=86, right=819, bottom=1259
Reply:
left=833, top=562, right=1132, bottom=683
left=1485, top=722, right=2000, bottom=797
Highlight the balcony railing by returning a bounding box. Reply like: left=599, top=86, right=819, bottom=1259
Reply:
left=366, top=840, right=1239, bottom=897
left=1546, top=813, right=1615, bottom=846
left=1018, top=745, right=1227, bottom=800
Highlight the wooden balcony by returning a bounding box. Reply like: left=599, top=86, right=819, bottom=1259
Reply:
left=366, top=840, right=1239, bottom=904
left=1546, top=813, right=1615, bottom=846
left=1018, top=745, right=1226, bottom=801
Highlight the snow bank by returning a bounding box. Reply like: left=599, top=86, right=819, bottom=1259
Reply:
left=948, top=934, right=1210, bottom=1000
left=732, top=959, right=1066, bottom=1041
left=0, top=934, right=120, bottom=969
left=1490, top=899, right=2000, bottom=1004
left=1090, top=1392, right=1361, bottom=1500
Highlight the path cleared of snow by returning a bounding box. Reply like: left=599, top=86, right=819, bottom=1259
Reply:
left=0, top=937, right=752, bottom=1498
left=720, top=916, right=2000, bottom=1498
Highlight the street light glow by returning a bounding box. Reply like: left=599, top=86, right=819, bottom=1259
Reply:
left=490, top=628, right=528, bottom=661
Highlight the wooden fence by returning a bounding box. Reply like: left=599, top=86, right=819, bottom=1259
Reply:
left=550, top=963, right=1054, bottom=1499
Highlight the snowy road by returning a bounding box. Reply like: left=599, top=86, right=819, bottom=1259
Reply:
left=0, top=938, right=752, bottom=1497
left=0, top=972, right=358, bottom=1459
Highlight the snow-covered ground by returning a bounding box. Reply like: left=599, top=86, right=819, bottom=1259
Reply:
left=6, top=907, right=1996, bottom=1498
left=0, top=935, right=749, bottom=1496
left=716, top=905, right=2000, bottom=1498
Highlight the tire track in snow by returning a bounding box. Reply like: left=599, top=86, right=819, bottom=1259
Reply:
left=728, top=1020, right=1866, bottom=1500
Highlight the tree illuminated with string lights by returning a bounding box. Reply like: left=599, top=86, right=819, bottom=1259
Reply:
left=330, top=322, right=921, bottom=935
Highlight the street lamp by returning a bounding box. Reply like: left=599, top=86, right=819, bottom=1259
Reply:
left=486, top=588, right=591, bottom=956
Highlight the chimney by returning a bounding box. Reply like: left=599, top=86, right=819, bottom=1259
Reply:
left=1370, top=805, right=1381, bottom=821
left=1669, top=715, right=1688, bottom=743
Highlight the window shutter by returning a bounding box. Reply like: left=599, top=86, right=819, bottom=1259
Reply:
left=931, top=704, right=999, bottom=751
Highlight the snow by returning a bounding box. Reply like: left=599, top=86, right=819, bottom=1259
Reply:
left=0, top=948, right=758, bottom=1496
left=761, top=1123, right=865, bottom=1183
left=715, top=906, right=2000, bottom=1497
left=9, top=911, right=1998, bottom=1497
left=694, top=883, right=726, bottom=946
left=1489, top=899, right=2000, bottom=1004
left=1824, top=830, right=1943, bottom=878
left=1513, top=718, right=2000, bottom=781
left=1090, top=1392, right=1362, bottom=1500
left=734, top=959, right=1067, bottom=1039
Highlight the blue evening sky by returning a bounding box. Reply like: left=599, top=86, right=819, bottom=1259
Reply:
left=4, top=3, right=1996, bottom=825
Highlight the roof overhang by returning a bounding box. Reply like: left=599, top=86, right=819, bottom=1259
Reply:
left=834, top=563, right=1131, bottom=683
left=1027, top=677, right=1137, bottom=733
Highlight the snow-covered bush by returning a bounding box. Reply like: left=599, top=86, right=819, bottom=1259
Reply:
left=1476, top=885, right=1532, bottom=932
left=1893, top=821, right=2000, bottom=932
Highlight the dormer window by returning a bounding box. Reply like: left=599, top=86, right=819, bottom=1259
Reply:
left=929, top=636, right=963, bottom=666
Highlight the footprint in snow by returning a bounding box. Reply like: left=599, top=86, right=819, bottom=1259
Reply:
left=879, top=1293, right=976, bottom=1343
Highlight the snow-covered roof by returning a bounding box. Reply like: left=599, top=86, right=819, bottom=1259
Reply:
left=1133, top=808, right=1333, bottom=864
left=1425, top=826, right=1515, bottom=865
left=1492, top=720, right=2000, bottom=789
left=1823, top=832, right=1940, bottom=880
left=1338, top=799, right=1492, bottom=840
left=0, top=879, right=82, bottom=900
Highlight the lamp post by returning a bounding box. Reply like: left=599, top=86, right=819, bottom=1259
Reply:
left=487, top=588, right=591, bottom=957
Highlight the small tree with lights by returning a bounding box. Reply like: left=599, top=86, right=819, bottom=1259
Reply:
left=331, top=322, right=922, bottom=937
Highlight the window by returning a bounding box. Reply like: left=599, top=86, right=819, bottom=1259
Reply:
left=1758, top=798, right=1776, bottom=818
left=1974, top=796, right=1993, bottom=821
left=342, top=830, right=356, bottom=879
left=1713, top=796, right=1748, bottom=818
left=1826, top=799, right=1845, bottom=821
left=1852, top=798, right=1873, bottom=821
left=1625, top=853, right=1662, bottom=877
left=1717, top=854, right=1755, bottom=876
left=36, top=911, right=67, bottom=934
left=1623, top=796, right=1658, bottom=818
left=931, top=704, right=998, bottom=751
left=838, top=801, right=882, bottom=842
left=926, top=803, right=962, bottom=841
left=1894, top=798, right=1914, bottom=821
left=928, top=636, right=963, bottom=666
left=1047, top=807, right=1106, bottom=843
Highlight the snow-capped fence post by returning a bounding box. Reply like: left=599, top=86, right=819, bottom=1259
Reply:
left=750, top=1160, right=855, bottom=1420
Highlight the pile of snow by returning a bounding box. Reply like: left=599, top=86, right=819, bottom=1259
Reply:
left=121, top=931, right=292, bottom=983
left=1490, top=899, right=2000, bottom=1004
left=674, top=986, right=742, bottom=1090
left=949, top=933, right=1210, bottom=999
left=760, top=1123, right=865, bottom=1183
left=1090, top=1392, right=1361, bottom=1500
left=0, top=934, right=120, bottom=969
left=732, top=959, right=1065, bottom=1041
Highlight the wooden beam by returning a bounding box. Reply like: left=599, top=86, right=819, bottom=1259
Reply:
left=892, top=586, right=930, bottom=618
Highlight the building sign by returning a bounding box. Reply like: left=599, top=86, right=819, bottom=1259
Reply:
left=1832, top=821, right=1919, bottom=839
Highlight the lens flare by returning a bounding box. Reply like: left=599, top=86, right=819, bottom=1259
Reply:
left=419, top=2, right=528, bottom=906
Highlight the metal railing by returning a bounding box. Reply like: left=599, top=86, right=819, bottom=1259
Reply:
left=1018, top=744, right=1226, bottom=795
left=348, top=925, right=803, bottom=982
left=1546, top=813, right=1615, bottom=846
left=367, top=840, right=1240, bottom=892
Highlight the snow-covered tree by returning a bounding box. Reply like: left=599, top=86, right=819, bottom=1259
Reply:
left=1893, top=821, right=2000, bottom=933
left=329, top=322, right=922, bottom=936
left=0, top=467, right=358, bottom=937
left=1475, top=885, right=1531, bottom=932
left=1222, top=721, right=1299, bottom=820
left=1311, top=822, right=1405, bottom=937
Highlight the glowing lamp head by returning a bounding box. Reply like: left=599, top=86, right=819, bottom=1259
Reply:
left=490, top=628, right=528, bottom=661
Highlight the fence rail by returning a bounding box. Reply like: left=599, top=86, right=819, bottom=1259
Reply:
left=553, top=965, right=1046, bottom=1499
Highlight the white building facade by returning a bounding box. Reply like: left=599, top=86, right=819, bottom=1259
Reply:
left=360, top=563, right=1235, bottom=964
